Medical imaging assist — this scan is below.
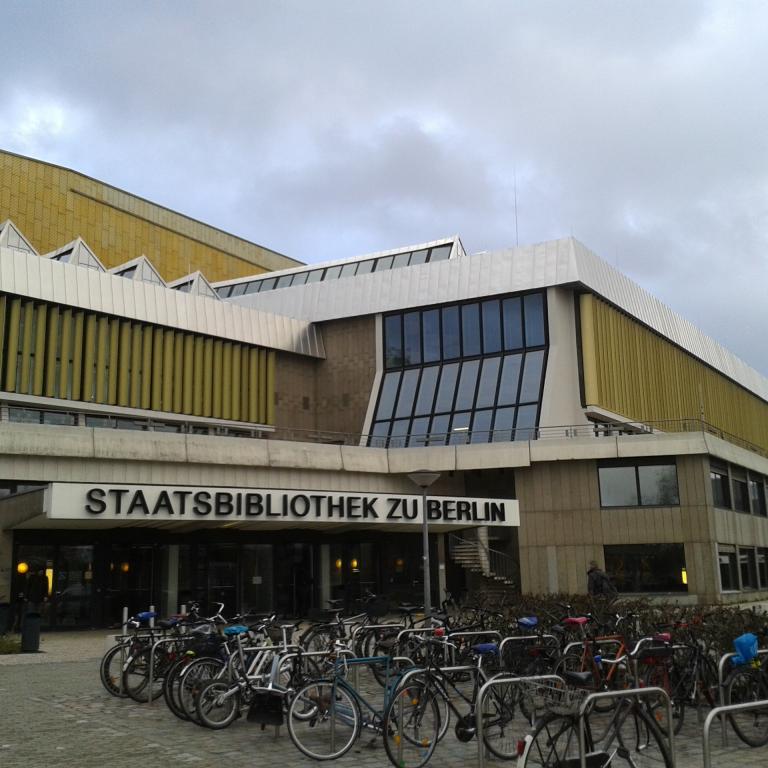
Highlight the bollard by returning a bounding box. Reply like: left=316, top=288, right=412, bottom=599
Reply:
left=149, top=605, right=155, bottom=628
left=21, top=611, right=41, bottom=652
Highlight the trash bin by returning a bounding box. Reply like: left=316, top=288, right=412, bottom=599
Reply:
left=0, top=602, right=10, bottom=635
left=21, top=611, right=41, bottom=652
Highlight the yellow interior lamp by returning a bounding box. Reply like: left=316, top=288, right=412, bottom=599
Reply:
left=16, top=561, right=29, bottom=575
left=681, top=568, right=688, bottom=586
left=351, top=558, right=360, bottom=573
left=335, top=558, right=342, bottom=571
left=120, top=562, right=130, bottom=574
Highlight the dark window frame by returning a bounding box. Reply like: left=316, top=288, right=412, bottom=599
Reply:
left=598, top=459, right=680, bottom=508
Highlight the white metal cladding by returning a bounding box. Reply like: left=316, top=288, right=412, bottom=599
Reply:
left=232, top=236, right=768, bottom=402
left=0, top=246, right=325, bottom=358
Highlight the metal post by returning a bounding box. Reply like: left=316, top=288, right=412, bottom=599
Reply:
left=118, top=606, right=129, bottom=696
left=407, top=471, right=441, bottom=616
left=703, top=700, right=768, bottom=768
left=149, top=604, right=155, bottom=629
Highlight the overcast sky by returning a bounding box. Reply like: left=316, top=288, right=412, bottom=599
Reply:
left=2, top=1, right=767, bottom=376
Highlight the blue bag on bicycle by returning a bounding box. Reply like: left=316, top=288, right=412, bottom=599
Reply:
left=732, top=632, right=758, bottom=666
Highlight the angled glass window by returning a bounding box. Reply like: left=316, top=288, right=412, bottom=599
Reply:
left=403, top=312, right=422, bottom=366
left=482, top=300, right=502, bottom=354
left=370, top=421, right=390, bottom=448
left=244, top=281, right=261, bottom=294
left=442, top=306, right=460, bottom=359
left=377, top=372, right=401, bottom=420
left=461, top=303, right=481, bottom=357
left=356, top=260, right=375, bottom=275
left=429, top=414, right=450, bottom=445
left=260, top=277, right=277, bottom=292
left=492, top=407, right=515, bottom=442
left=502, top=297, right=523, bottom=350
left=376, top=256, right=394, bottom=271
left=414, top=366, right=439, bottom=415
left=231, top=283, right=247, bottom=297
left=276, top=274, right=293, bottom=288
left=519, top=350, right=545, bottom=402
left=497, top=354, right=522, bottom=406
left=340, top=263, right=358, bottom=277
left=395, top=369, right=420, bottom=419
left=422, top=310, right=441, bottom=363
left=434, top=363, right=459, bottom=412
left=389, top=419, right=410, bottom=448
left=449, top=411, right=471, bottom=444
left=392, top=252, right=411, bottom=268
left=454, top=360, right=480, bottom=411
left=410, top=417, right=430, bottom=447
left=218, top=285, right=233, bottom=298
left=305, top=270, right=323, bottom=283
left=292, top=272, right=309, bottom=285
left=384, top=315, right=403, bottom=369
left=476, top=357, right=500, bottom=409
left=515, top=404, right=538, bottom=440
left=471, top=409, right=493, bottom=443
left=524, top=292, right=546, bottom=346
left=409, top=249, right=428, bottom=265
left=429, top=245, right=451, bottom=262
left=324, top=266, right=342, bottom=280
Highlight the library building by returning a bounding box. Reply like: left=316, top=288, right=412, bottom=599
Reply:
left=0, top=150, right=766, bottom=628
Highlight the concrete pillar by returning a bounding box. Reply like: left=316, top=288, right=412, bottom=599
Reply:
left=0, top=527, right=13, bottom=604
left=436, top=534, right=447, bottom=606
left=319, top=544, right=331, bottom=608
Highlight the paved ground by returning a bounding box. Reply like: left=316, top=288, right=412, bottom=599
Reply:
left=0, top=633, right=767, bottom=767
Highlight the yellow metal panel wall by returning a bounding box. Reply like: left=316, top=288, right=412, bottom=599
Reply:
left=257, top=348, right=267, bottom=422
left=4, top=298, right=20, bottom=391
left=117, top=321, right=132, bottom=406
left=266, top=350, right=275, bottom=425
left=0, top=296, right=6, bottom=389
left=108, top=321, right=119, bottom=404
left=0, top=150, right=292, bottom=282
left=580, top=294, right=768, bottom=453
left=19, top=301, right=34, bottom=393
left=240, top=347, right=249, bottom=422
left=32, top=303, right=47, bottom=395
left=70, top=311, right=84, bottom=400
left=58, top=309, right=73, bottom=399
left=248, top=348, right=259, bottom=423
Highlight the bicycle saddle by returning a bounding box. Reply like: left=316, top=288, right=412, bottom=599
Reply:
left=471, top=642, right=499, bottom=655
left=562, top=669, right=593, bottom=686
left=563, top=617, right=589, bottom=627
left=223, top=624, right=249, bottom=636
left=518, top=616, right=538, bottom=629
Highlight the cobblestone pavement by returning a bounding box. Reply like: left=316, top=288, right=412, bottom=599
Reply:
left=0, top=655, right=767, bottom=767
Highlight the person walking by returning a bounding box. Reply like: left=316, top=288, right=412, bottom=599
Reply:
left=587, top=560, right=617, bottom=596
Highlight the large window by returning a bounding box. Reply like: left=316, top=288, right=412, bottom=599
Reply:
left=370, top=292, right=547, bottom=446
left=710, top=464, right=731, bottom=508
left=710, top=460, right=768, bottom=516
left=719, top=545, right=768, bottom=592
left=604, top=544, right=687, bottom=592
left=598, top=461, right=680, bottom=507
left=718, top=546, right=738, bottom=591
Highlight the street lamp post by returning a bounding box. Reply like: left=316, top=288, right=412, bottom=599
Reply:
left=407, top=470, right=441, bottom=616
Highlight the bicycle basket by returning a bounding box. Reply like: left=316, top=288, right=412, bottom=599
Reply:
left=266, top=626, right=284, bottom=644
left=517, top=679, right=589, bottom=716
left=247, top=692, right=284, bottom=726
left=733, top=633, right=758, bottom=666
left=637, top=645, right=674, bottom=662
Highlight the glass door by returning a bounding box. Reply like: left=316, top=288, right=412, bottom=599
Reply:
left=275, top=543, right=314, bottom=618
left=53, top=546, right=95, bottom=627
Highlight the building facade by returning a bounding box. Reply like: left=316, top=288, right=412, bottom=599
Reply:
left=1, top=157, right=767, bottom=629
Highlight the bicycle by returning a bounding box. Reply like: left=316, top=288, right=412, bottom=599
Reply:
left=722, top=630, right=768, bottom=748
left=518, top=680, right=673, bottom=767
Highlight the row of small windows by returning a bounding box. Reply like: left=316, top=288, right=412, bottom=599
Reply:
left=710, top=461, right=768, bottom=516
left=218, top=244, right=452, bottom=299
left=719, top=545, right=768, bottom=592
left=385, top=293, right=545, bottom=369
left=598, top=461, right=680, bottom=507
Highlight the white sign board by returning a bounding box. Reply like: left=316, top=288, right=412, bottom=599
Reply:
left=43, top=483, right=519, bottom=527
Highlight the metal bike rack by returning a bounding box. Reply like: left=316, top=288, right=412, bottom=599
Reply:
left=146, top=636, right=180, bottom=707
left=447, top=630, right=502, bottom=665
left=563, top=638, right=623, bottom=657
left=702, top=699, right=768, bottom=768
left=717, top=648, right=768, bottom=746
left=349, top=622, right=405, bottom=647
left=476, top=674, right=566, bottom=768
left=576, top=687, right=675, bottom=768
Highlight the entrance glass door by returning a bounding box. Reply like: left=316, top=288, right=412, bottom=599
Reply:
left=275, top=544, right=314, bottom=617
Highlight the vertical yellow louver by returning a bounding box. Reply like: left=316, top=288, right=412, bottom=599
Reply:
left=32, top=304, right=47, bottom=396
left=212, top=340, right=223, bottom=418
left=58, top=309, right=73, bottom=400
left=230, top=345, right=241, bottom=421
left=70, top=312, right=85, bottom=400
left=95, top=316, right=109, bottom=403
left=193, top=337, right=204, bottom=416
left=129, top=323, right=142, bottom=408
left=44, top=305, right=59, bottom=397
left=162, top=329, right=174, bottom=411
left=4, top=298, right=21, bottom=391
left=266, top=350, right=275, bottom=424
left=248, top=348, right=259, bottom=423
left=222, top=342, right=233, bottom=419
left=182, top=334, right=194, bottom=414
left=19, top=301, right=35, bottom=393
left=0, top=296, right=6, bottom=387
left=202, top=337, right=213, bottom=416
left=82, top=314, right=97, bottom=402
left=140, top=325, right=153, bottom=409
left=117, top=321, right=132, bottom=406
left=151, top=327, right=164, bottom=411
left=108, top=321, right=119, bottom=404
left=172, top=331, right=184, bottom=412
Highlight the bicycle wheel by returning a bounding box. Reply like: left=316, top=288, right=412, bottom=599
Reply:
left=163, top=656, right=192, bottom=720
left=179, top=657, right=226, bottom=724
left=642, top=662, right=685, bottom=735
left=482, top=679, right=528, bottom=760
left=383, top=682, right=439, bottom=768
left=196, top=679, right=241, bottom=729
left=520, top=711, right=581, bottom=767
left=122, top=647, right=165, bottom=703
left=301, top=626, right=335, bottom=653
left=724, top=666, right=768, bottom=747
left=287, top=680, right=360, bottom=760
left=612, top=701, right=674, bottom=767
left=100, top=643, right=129, bottom=698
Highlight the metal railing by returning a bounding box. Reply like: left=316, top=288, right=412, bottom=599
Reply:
left=448, top=533, right=519, bottom=587
left=703, top=700, right=768, bottom=768
left=717, top=648, right=768, bottom=745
